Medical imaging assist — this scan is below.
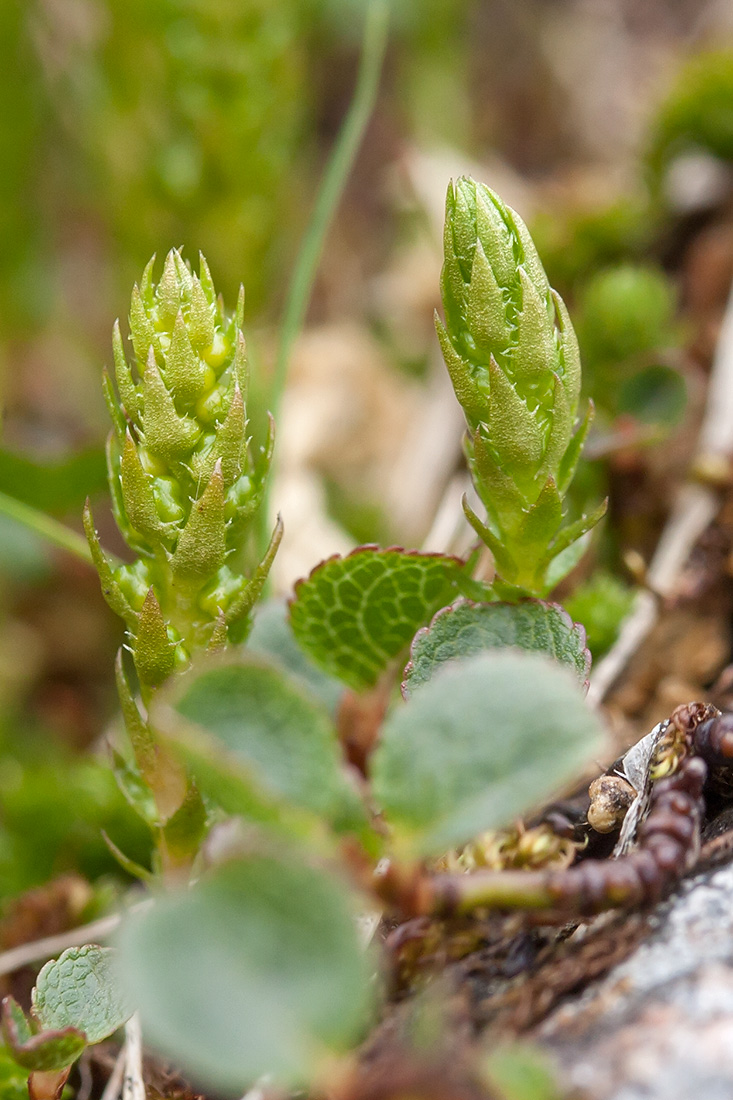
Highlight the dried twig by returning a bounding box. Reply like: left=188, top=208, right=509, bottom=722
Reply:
left=0, top=913, right=122, bottom=979
left=122, top=1014, right=145, bottom=1100
left=589, top=278, right=733, bottom=706
left=100, top=1047, right=126, bottom=1100
left=0, top=900, right=150, bottom=979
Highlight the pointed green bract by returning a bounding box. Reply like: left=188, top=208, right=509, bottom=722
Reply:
left=171, top=462, right=227, bottom=581
left=134, top=589, right=177, bottom=687
left=83, top=500, right=138, bottom=630
left=438, top=178, right=603, bottom=595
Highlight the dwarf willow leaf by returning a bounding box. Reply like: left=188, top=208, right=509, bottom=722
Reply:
left=117, top=855, right=373, bottom=1093
left=372, top=650, right=605, bottom=858
left=159, top=655, right=366, bottom=835
left=403, top=600, right=590, bottom=695
left=32, top=946, right=131, bottom=1046
left=289, top=547, right=466, bottom=692
left=2, top=995, right=86, bottom=1073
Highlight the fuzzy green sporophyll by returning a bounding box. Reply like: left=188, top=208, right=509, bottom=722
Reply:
left=84, top=250, right=280, bottom=865
left=437, top=178, right=606, bottom=595
left=85, top=249, right=280, bottom=691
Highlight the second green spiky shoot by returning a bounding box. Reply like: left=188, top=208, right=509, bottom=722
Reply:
left=437, top=178, right=604, bottom=595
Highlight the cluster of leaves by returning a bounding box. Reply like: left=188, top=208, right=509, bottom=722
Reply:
left=77, top=187, right=609, bottom=1094
left=116, top=595, right=602, bottom=1094
left=5, top=35, right=733, bottom=1100
left=437, top=179, right=605, bottom=595
left=83, top=248, right=282, bottom=876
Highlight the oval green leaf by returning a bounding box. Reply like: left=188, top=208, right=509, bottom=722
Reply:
left=289, top=547, right=466, bottom=692
left=116, top=854, right=373, bottom=1093
left=156, top=654, right=367, bottom=836
left=372, top=650, right=605, bottom=858
left=403, top=600, right=590, bottom=695
left=32, top=945, right=131, bottom=1046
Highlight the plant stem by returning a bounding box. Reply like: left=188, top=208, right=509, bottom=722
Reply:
left=372, top=860, right=557, bottom=918
left=0, top=489, right=96, bottom=566
left=436, top=869, right=557, bottom=914
left=260, top=0, right=389, bottom=552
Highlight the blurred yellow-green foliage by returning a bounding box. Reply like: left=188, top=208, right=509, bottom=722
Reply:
left=648, top=49, right=733, bottom=191
left=1, top=0, right=314, bottom=340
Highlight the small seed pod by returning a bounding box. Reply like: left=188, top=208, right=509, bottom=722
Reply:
left=587, top=775, right=636, bottom=834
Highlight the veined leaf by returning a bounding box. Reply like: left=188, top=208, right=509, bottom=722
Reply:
left=404, top=600, right=590, bottom=695
left=32, top=945, right=131, bottom=1045
left=154, top=654, right=368, bottom=838
left=289, top=546, right=466, bottom=692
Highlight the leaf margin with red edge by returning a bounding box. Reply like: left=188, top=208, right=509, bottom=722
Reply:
left=402, top=598, right=591, bottom=698
left=1, top=996, right=87, bottom=1073
left=288, top=544, right=469, bottom=692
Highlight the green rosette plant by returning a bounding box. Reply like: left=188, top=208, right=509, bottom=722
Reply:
left=436, top=177, right=606, bottom=596
left=84, top=249, right=281, bottom=867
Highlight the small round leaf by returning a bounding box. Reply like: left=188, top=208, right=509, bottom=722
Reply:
left=162, top=655, right=366, bottom=834
left=32, top=946, right=131, bottom=1045
left=289, top=547, right=466, bottom=691
left=372, top=650, right=605, bottom=857
left=117, top=855, right=373, bottom=1093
